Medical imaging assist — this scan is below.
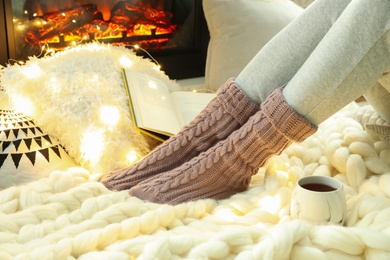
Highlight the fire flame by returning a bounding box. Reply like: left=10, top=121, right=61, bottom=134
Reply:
left=18, top=1, right=177, bottom=53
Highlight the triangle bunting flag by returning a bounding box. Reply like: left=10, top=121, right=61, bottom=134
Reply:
left=51, top=145, right=62, bottom=159
left=13, top=139, right=22, bottom=151
left=2, top=141, right=11, bottom=152
left=0, top=154, right=7, bottom=168
left=43, top=135, right=52, bottom=145
left=25, top=151, right=36, bottom=165
left=11, top=153, right=23, bottom=168
left=39, top=148, right=50, bottom=162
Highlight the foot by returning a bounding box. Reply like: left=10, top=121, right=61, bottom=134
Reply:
left=128, top=88, right=317, bottom=204
left=101, top=78, right=259, bottom=190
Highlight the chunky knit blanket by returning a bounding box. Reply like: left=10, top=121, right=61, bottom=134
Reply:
left=0, top=103, right=389, bottom=260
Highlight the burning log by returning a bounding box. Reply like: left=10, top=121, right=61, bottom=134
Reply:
left=20, top=0, right=176, bottom=53
left=110, top=1, right=173, bottom=30
left=27, top=4, right=103, bottom=41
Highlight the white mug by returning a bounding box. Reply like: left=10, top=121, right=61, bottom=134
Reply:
left=290, top=175, right=346, bottom=225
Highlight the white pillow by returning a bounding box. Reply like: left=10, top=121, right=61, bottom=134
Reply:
left=0, top=90, right=77, bottom=188
left=203, top=0, right=303, bottom=91
left=1, top=43, right=181, bottom=174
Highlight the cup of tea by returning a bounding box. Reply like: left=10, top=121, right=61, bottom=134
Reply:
left=290, top=175, right=346, bottom=225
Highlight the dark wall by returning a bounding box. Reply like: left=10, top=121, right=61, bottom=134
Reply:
left=0, top=0, right=9, bottom=66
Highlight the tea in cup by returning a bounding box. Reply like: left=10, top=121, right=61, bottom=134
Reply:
left=290, top=175, right=346, bottom=225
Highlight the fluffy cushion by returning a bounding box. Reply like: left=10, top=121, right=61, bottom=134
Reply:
left=0, top=43, right=181, bottom=174
left=203, top=0, right=303, bottom=91
left=0, top=90, right=76, bottom=188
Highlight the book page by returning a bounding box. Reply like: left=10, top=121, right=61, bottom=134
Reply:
left=124, top=70, right=181, bottom=136
left=171, top=91, right=215, bottom=127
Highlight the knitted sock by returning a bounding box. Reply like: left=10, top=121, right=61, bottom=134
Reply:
left=128, top=87, right=317, bottom=204
left=101, top=78, right=259, bottom=190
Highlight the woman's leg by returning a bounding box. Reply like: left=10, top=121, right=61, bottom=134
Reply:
left=283, top=0, right=390, bottom=125
left=236, top=0, right=352, bottom=104
left=128, top=0, right=390, bottom=204
left=101, top=0, right=354, bottom=191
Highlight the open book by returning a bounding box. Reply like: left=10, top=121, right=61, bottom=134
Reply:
left=122, top=69, right=215, bottom=142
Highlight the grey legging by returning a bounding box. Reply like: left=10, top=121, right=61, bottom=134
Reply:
left=236, top=0, right=390, bottom=125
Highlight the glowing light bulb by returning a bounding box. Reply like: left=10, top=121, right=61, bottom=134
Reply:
left=257, top=195, right=282, bottom=214
left=22, top=63, right=42, bottom=78
left=80, top=129, right=105, bottom=165
left=148, top=81, right=157, bottom=89
left=119, top=56, right=133, bottom=68
left=12, top=95, right=35, bottom=116
left=126, top=150, right=139, bottom=164
left=214, top=207, right=237, bottom=221
left=100, top=105, right=120, bottom=128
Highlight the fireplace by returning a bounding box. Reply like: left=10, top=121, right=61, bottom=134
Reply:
left=0, top=0, right=209, bottom=79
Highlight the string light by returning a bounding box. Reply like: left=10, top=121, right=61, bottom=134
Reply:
left=7, top=59, right=25, bottom=65
left=119, top=55, right=133, bottom=68
left=80, top=128, right=105, bottom=165
left=214, top=207, right=239, bottom=222
left=127, top=44, right=161, bottom=69
left=21, top=62, right=43, bottom=78
left=148, top=81, right=157, bottom=89
left=11, top=95, right=35, bottom=116
left=8, top=36, right=162, bottom=71
left=100, top=105, right=120, bottom=128
left=257, top=195, right=283, bottom=214
left=5, top=39, right=165, bottom=171
left=126, top=149, right=139, bottom=164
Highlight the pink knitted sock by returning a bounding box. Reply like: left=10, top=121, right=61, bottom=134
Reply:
left=101, top=78, right=259, bottom=190
left=128, top=87, right=317, bottom=204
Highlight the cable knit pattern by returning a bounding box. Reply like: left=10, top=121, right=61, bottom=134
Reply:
left=101, top=78, right=259, bottom=191
left=351, top=104, right=390, bottom=142
left=129, top=87, right=317, bottom=204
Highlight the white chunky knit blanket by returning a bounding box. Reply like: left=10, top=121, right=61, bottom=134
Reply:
left=0, top=103, right=389, bottom=260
